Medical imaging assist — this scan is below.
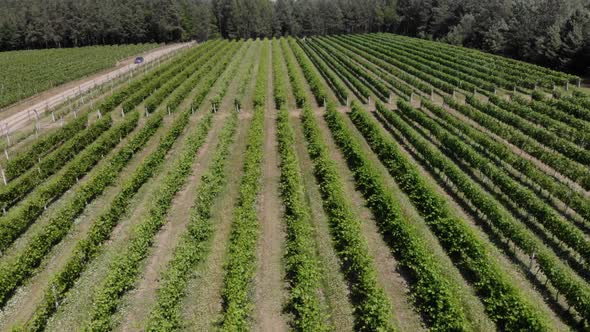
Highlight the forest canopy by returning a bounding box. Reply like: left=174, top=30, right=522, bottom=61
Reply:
left=0, top=0, right=589, bottom=74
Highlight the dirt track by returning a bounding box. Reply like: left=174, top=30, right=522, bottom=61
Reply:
left=0, top=42, right=194, bottom=134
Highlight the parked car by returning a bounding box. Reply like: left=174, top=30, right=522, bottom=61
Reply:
left=134, top=56, right=144, bottom=64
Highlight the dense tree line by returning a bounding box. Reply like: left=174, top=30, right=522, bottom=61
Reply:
left=1, top=0, right=589, bottom=74
left=0, top=0, right=213, bottom=49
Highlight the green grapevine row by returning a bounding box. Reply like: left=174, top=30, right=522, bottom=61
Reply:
left=219, top=39, right=268, bottom=331
left=287, top=38, right=328, bottom=106
left=0, top=111, right=142, bottom=306
left=467, top=96, right=590, bottom=167
left=419, top=100, right=590, bottom=237
left=386, top=101, right=590, bottom=323
left=299, top=104, right=395, bottom=331
left=2, top=115, right=87, bottom=181
left=323, top=36, right=413, bottom=98
left=331, top=35, right=432, bottom=95
left=277, top=106, right=329, bottom=331
left=0, top=114, right=137, bottom=252
left=280, top=39, right=309, bottom=108
left=146, top=111, right=238, bottom=331
left=0, top=117, right=112, bottom=211
left=85, top=112, right=213, bottom=331
left=443, top=96, right=590, bottom=191
left=24, top=41, right=237, bottom=331
left=331, top=102, right=469, bottom=331
left=352, top=99, right=549, bottom=330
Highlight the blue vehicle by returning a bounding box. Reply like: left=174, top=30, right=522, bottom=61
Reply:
left=134, top=56, right=144, bottom=64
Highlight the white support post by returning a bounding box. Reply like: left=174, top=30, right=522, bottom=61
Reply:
left=431, top=90, right=435, bottom=101
left=4, top=149, right=8, bottom=161
left=121, top=109, right=125, bottom=118
left=566, top=82, right=569, bottom=91
left=388, top=93, right=393, bottom=105
left=346, top=96, right=350, bottom=107
left=578, top=78, right=582, bottom=88
left=452, top=90, right=456, bottom=99
left=494, top=87, right=497, bottom=95
left=410, top=92, right=414, bottom=103
left=97, top=110, right=102, bottom=119
left=191, top=105, right=195, bottom=115
left=368, top=96, right=371, bottom=106
left=1, top=168, right=6, bottom=186
left=323, top=98, right=326, bottom=108
left=51, top=112, right=55, bottom=122
left=167, top=106, right=171, bottom=115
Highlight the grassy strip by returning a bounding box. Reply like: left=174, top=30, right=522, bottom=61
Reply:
left=277, top=107, right=330, bottom=331
left=0, top=117, right=112, bottom=212
left=219, top=39, right=268, bottom=331
left=146, top=111, right=238, bottom=331
left=85, top=112, right=213, bottom=331
left=329, top=102, right=468, bottom=331
left=0, top=112, right=143, bottom=307
left=392, top=101, right=590, bottom=325
left=3, top=115, right=87, bottom=180
left=352, top=99, right=549, bottom=330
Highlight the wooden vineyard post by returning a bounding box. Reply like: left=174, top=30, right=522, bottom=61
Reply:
left=368, top=96, right=371, bottom=107
left=1, top=168, right=6, bottom=185
left=494, top=86, right=497, bottom=95
left=121, top=109, right=125, bottom=118
left=431, top=90, right=435, bottom=101
left=51, top=111, right=55, bottom=122
left=167, top=106, right=171, bottom=115
left=4, top=124, right=10, bottom=146
left=566, top=82, right=569, bottom=91
left=323, top=98, right=326, bottom=108
left=346, top=96, right=350, bottom=107
left=388, top=93, right=393, bottom=105
left=191, top=105, right=195, bottom=115
left=452, top=90, right=456, bottom=99
left=3, top=149, right=8, bottom=161
left=410, top=92, right=414, bottom=104
left=97, top=110, right=102, bottom=119
left=578, top=78, right=582, bottom=88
